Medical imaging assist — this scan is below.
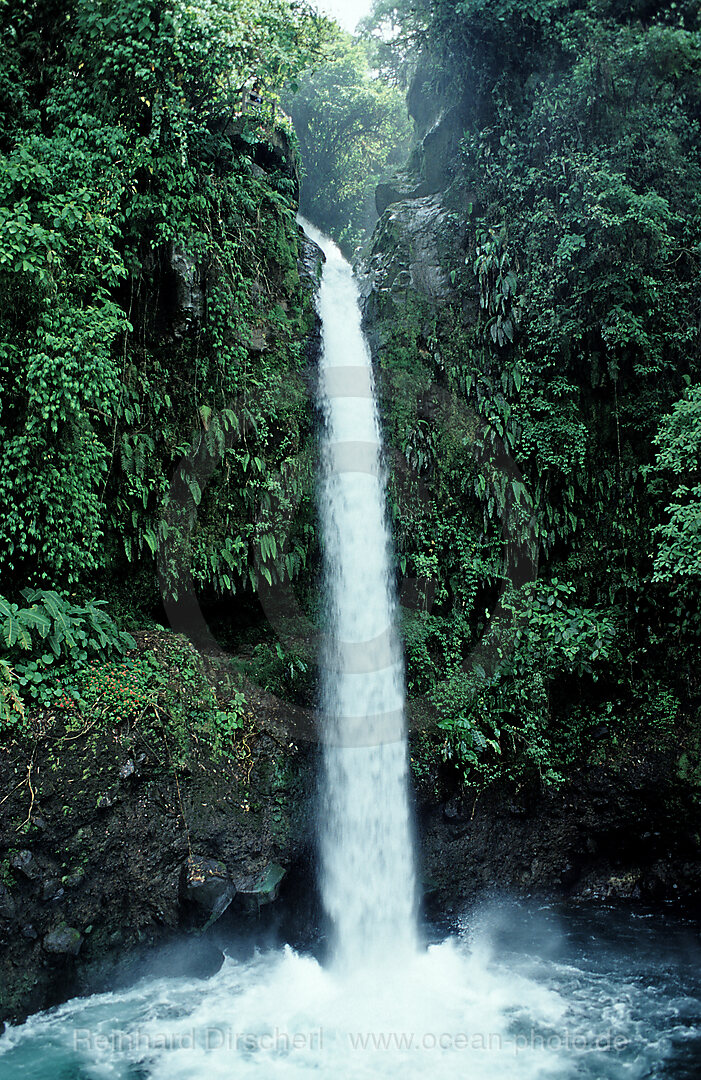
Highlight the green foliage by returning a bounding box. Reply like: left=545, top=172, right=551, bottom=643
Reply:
left=243, top=637, right=312, bottom=704
left=212, top=688, right=247, bottom=743
left=499, top=580, right=619, bottom=680
left=359, top=1, right=431, bottom=87
left=1, top=590, right=134, bottom=658
left=75, top=656, right=161, bottom=726
left=283, top=32, right=412, bottom=250
left=70, top=636, right=253, bottom=762
left=0, top=0, right=329, bottom=599
left=0, top=658, right=24, bottom=732
left=423, top=580, right=618, bottom=788
left=372, top=0, right=701, bottom=789
left=649, top=384, right=701, bottom=585
left=0, top=590, right=135, bottom=721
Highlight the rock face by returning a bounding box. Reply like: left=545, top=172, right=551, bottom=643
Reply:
left=169, top=243, right=205, bottom=339
left=298, top=224, right=324, bottom=400
left=415, top=747, right=701, bottom=917
left=375, top=170, right=432, bottom=217
left=0, top=663, right=320, bottom=1026
left=297, top=224, right=325, bottom=290
left=361, top=195, right=457, bottom=304
left=419, top=106, right=468, bottom=190
left=358, top=193, right=462, bottom=349
left=359, top=48, right=480, bottom=340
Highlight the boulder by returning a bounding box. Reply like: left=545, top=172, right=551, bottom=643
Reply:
left=234, top=863, right=286, bottom=913
left=41, top=879, right=64, bottom=902
left=180, top=856, right=235, bottom=924
left=44, top=925, right=83, bottom=957
left=10, top=850, right=40, bottom=881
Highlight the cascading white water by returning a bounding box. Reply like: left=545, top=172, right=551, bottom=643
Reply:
left=301, top=219, right=417, bottom=969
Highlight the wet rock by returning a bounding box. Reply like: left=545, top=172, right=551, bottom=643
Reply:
left=298, top=225, right=325, bottom=292
left=10, top=850, right=39, bottom=881
left=421, top=106, right=465, bottom=189
left=358, top=193, right=461, bottom=346
left=0, top=886, right=16, bottom=919
left=572, top=867, right=644, bottom=903
left=44, top=925, right=83, bottom=957
left=119, top=759, right=135, bottom=781
left=169, top=243, right=204, bottom=339
left=406, top=58, right=444, bottom=136
left=234, top=863, right=286, bottom=913
left=41, top=879, right=64, bottom=902
left=375, top=169, right=430, bottom=216
left=180, top=856, right=235, bottom=924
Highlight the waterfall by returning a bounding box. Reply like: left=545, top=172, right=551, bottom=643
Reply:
left=301, top=219, right=417, bottom=969
left=4, top=224, right=698, bottom=1080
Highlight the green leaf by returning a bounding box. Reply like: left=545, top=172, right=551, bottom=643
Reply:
left=3, top=615, right=20, bottom=649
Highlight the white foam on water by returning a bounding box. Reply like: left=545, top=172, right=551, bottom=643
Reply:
left=0, top=937, right=574, bottom=1080
left=5, top=919, right=697, bottom=1080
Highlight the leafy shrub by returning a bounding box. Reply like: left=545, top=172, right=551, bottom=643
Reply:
left=244, top=638, right=312, bottom=703
left=0, top=590, right=135, bottom=720
left=0, top=658, right=24, bottom=732
left=73, top=656, right=161, bottom=726
left=430, top=580, right=619, bottom=788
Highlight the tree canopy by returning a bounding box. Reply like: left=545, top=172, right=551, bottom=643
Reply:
left=283, top=32, right=411, bottom=251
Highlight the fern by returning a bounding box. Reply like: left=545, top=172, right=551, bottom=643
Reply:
left=0, top=658, right=25, bottom=732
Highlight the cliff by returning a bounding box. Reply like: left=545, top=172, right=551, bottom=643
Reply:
left=357, top=26, right=701, bottom=921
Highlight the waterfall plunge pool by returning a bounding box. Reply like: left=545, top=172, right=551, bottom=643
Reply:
left=1, top=902, right=700, bottom=1079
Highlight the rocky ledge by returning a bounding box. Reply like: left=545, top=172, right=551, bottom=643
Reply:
left=0, top=644, right=320, bottom=1026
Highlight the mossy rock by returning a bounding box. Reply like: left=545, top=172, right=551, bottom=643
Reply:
left=234, top=863, right=286, bottom=913
left=44, top=925, right=83, bottom=957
